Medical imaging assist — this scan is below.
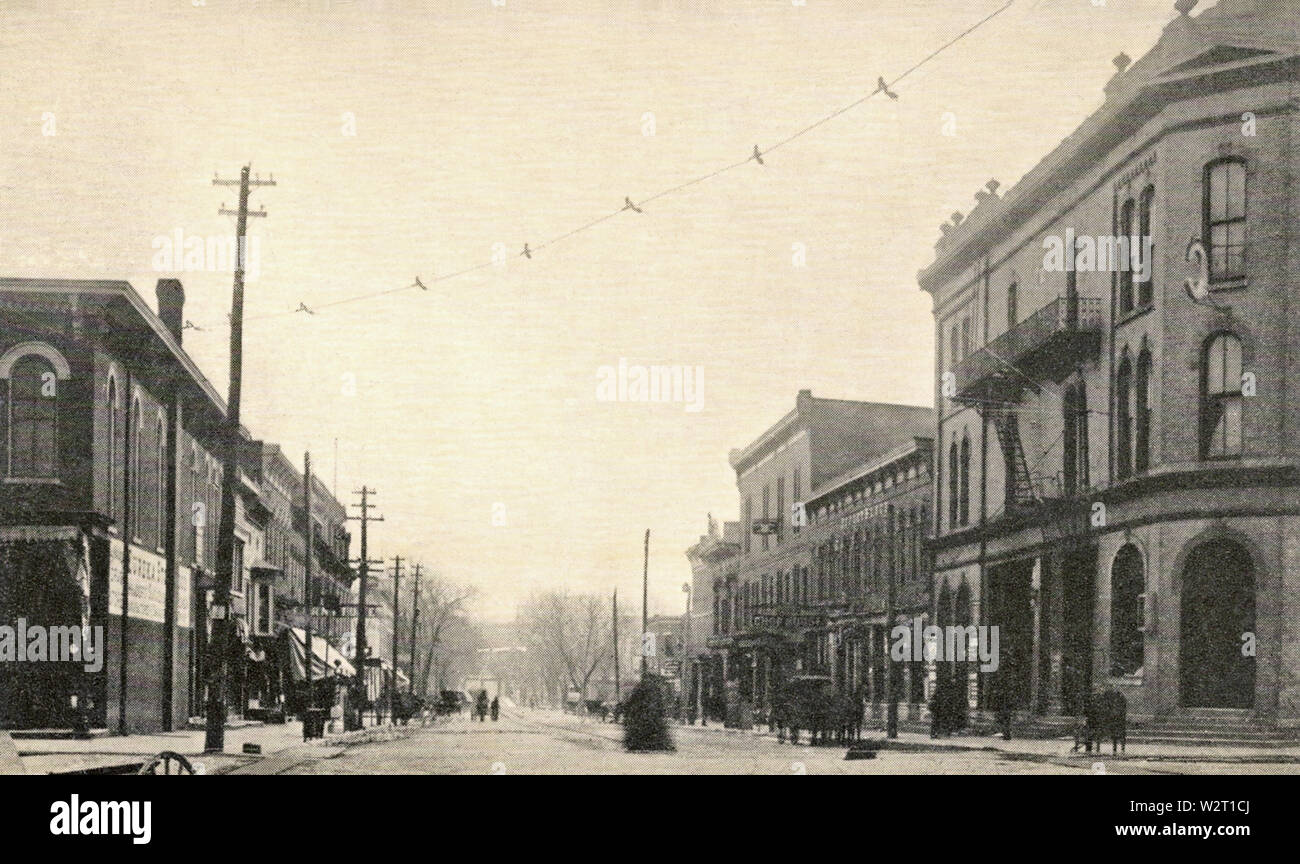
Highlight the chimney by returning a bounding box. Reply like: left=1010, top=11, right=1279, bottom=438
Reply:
left=156, top=278, right=185, bottom=343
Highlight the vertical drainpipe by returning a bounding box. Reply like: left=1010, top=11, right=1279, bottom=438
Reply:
left=932, top=307, right=944, bottom=629
left=1106, top=184, right=1118, bottom=704
left=973, top=256, right=990, bottom=716
left=119, top=372, right=133, bottom=735
left=161, top=395, right=181, bottom=731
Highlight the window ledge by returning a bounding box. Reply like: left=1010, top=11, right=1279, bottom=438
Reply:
left=1114, top=303, right=1154, bottom=328
left=1210, top=277, right=1248, bottom=292
left=3, top=477, right=62, bottom=485
left=1108, top=674, right=1144, bottom=687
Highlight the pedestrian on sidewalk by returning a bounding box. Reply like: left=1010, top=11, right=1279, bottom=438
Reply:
left=490, top=696, right=499, bottom=721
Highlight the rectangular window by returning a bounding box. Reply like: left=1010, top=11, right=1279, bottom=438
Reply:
left=232, top=538, right=244, bottom=595
left=256, top=581, right=272, bottom=635
left=1205, top=160, right=1246, bottom=280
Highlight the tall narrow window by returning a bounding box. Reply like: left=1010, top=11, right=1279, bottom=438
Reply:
left=960, top=317, right=971, bottom=359
left=1109, top=544, right=1145, bottom=677
left=107, top=377, right=118, bottom=518
left=958, top=433, right=971, bottom=526
left=743, top=496, right=752, bottom=553
left=7, top=355, right=58, bottom=478
left=1137, top=185, right=1155, bottom=307
left=948, top=441, right=959, bottom=528
left=1204, top=159, right=1246, bottom=280
left=1063, top=384, right=1090, bottom=494
left=1135, top=348, right=1151, bottom=473
left=762, top=484, right=770, bottom=550
left=1006, top=281, right=1018, bottom=330
left=776, top=477, right=785, bottom=544
left=1201, top=332, right=1243, bottom=458
left=1116, top=354, right=1133, bottom=480
left=129, top=397, right=142, bottom=537
left=1118, top=199, right=1135, bottom=314
left=950, top=327, right=960, bottom=369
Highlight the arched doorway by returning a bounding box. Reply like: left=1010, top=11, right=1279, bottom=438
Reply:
left=1180, top=539, right=1255, bottom=709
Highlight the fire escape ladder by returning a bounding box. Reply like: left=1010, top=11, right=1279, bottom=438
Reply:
left=987, top=404, right=1038, bottom=509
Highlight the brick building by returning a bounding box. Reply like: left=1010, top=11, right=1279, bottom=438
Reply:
left=0, top=277, right=225, bottom=731
left=0, top=276, right=355, bottom=732
left=696, top=390, right=933, bottom=724
left=921, top=0, right=1300, bottom=730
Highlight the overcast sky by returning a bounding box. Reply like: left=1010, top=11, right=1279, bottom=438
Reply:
left=1, top=0, right=1179, bottom=620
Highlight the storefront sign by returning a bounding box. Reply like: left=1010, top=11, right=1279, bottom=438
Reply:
left=107, top=540, right=168, bottom=624
left=752, top=612, right=825, bottom=630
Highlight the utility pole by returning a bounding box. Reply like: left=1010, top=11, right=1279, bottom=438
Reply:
left=304, top=452, right=314, bottom=714
left=347, top=487, right=383, bottom=729
left=206, top=165, right=274, bottom=754
left=641, top=529, right=649, bottom=677
left=388, top=555, right=403, bottom=724
left=408, top=564, right=421, bottom=695
left=612, top=588, right=620, bottom=704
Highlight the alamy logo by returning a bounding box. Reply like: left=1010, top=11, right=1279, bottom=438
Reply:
left=890, top=617, right=1000, bottom=672
left=1042, top=228, right=1154, bottom=282
left=596, top=359, right=704, bottom=413
left=49, top=795, right=151, bottom=845
left=152, top=229, right=261, bottom=282
left=0, top=619, right=103, bottom=672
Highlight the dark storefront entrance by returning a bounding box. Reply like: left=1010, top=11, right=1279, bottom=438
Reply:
left=0, top=530, right=92, bottom=729
left=1059, top=543, right=1096, bottom=716
left=1181, top=539, right=1255, bottom=709
left=986, top=558, right=1033, bottom=711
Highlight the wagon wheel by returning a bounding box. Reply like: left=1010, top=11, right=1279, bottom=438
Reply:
left=137, top=750, right=196, bottom=775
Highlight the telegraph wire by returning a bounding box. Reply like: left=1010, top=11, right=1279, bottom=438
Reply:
left=22, top=1, right=1021, bottom=333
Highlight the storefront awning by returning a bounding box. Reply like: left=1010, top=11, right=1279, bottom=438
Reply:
left=285, top=627, right=355, bottom=680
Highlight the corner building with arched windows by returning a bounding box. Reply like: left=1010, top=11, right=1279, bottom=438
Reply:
left=921, top=0, right=1300, bottom=734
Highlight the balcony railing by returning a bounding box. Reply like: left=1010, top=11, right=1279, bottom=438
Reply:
left=953, top=295, right=1102, bottom=403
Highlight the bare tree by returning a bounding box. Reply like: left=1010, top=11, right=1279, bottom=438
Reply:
left=401, top=572, right=476, bottom=696
left=517, top=591, right=612, bottom=703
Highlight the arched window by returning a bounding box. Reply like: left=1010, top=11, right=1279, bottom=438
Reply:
left=1006, top=281, right=1018, bottom=330
left=1201, top=333, right=1243, bottom=458
left=1137, top=185, right=1155, bottom=307
left=1116, top=353, right=1133, bottom=480
left=958, top=433, right=971, bottom=526
left=948, top=441, right=959, bottom=528
left=949, top=326, right=960, bottom=371
left=1109, top=544, right=1145, bottom=677
left=107, top=376, right=118, bottom=518
left=1118, top=198, right=1136, bottom=313
left=7, top=355, right=59, bottom=478
left=1204, top=159, right=1246, bottom=280
left=1135, top=348, right=1152, bottom=472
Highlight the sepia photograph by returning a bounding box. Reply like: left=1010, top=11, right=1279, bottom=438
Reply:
left=0, top=0, right=1295, bottom=841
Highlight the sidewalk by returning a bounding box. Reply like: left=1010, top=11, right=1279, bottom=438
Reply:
left=688, top=721, right=1300, bottom=766
left=529, top=707, right=1300, bottom=766
left=14, top=720, right=323, bottom=775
